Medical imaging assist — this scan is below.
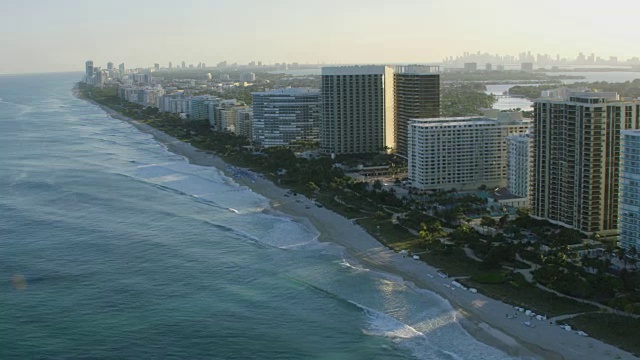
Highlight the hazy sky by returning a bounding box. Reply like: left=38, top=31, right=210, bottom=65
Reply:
left=2, top=0, right=640, bottom=74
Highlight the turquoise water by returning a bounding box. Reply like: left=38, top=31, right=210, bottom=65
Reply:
left=0, top=73, right=515, bottom=359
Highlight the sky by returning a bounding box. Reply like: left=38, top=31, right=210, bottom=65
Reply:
left=2, top=0, right=640, bottom=74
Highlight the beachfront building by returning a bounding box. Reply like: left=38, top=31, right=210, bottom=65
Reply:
left=210, top=100, right=247, bottom=132
left=533, top=92, right=640, bottom=237
left=84, top=60, right=94, bottom=84
left=506, top=132, right=533, bottom=199
left=117, top=84, right=165, bottom=108
left=619, top=130, right=640, bottom=252
left=394, top=65, right=440, bottom=157
left=234, top=107, right=253, bottom=139
left=252, top=88, right=321, bottom=148
left=189, top=95, right=219, bottom=121
left=159, top=92, right=190, bottom=114
left=408, top=115, right=530, bottom=191
left=321, top=65, right=395, bottom=155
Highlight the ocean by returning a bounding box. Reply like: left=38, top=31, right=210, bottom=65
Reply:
left=0, top=73, right=515, bottom=359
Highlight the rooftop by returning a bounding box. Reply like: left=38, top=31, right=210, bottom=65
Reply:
left=322, top=65, right=392, bottom=76
left=252, top=87, right=320, bottom=96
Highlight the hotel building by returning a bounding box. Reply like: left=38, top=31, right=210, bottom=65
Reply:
left=394, top=65, right=440, bottom=156
left=533, top=92, right=640, bottom=236
left=321, top=66, right=395, bottom=155
left=408, top=115, right=530, bottom=190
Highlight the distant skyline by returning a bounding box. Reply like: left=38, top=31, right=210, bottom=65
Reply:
left=2, top=0, right=640, bottom=74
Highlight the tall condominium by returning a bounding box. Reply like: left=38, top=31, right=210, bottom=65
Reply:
left=619, top=130, right=640, bottom=252
left=234, top=108, right=253, bottom=139
left=321, top=66, right=395, bottom=155
left=533, top=92, right=640, bottom=236
left=408, top=115, right=530, bottom=190
left=252, top=88, right=321, bottom=147
left=506, top=133, right=533, bottom=199
left=85, top=60, right=94, bottom=78
left=394, top=65, right=440, bottom=156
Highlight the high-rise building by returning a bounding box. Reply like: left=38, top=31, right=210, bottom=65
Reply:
left=533, top=92, right=640, bottom=236
left=321, top=65, right=395, bottom=155
left=169, top=62, right=172, bottom=69
left=408, top=114, right=530, bottom=190
left=189, top=95, right=219, bottom=121
left=210, top=100, right=246, bottom=131
left=240, top=72, right=256, bottom=82
left=506, top=133, right=533, bottom=199
left=521, top=62, right=534, bottom=72
left=252, top=88, right=321, bottom=148
left=85, top=60, right=94, bottom=78
left=118, top=63, right=125, bottom=75
left=94, top=68, right=105, bottom=85
left=463, top=62, right=477, bottom=71
left=234, top=108, right=253, bottom=139
left=394, top=65, right=440, bottom=156
left=154, top=63, right=160, bottom=71
left=132, top=73, right=152, bottom=84
left=181, top=61, right=186, bottom=69
left=619, top=130, right=640, bottom=252
left=107, top=62, right=114, bottom=71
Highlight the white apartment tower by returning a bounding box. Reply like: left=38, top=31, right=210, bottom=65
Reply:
left=533, top=92, right=640, bottom=236
left=507, top=133, right=533, bottom=199
left=618, top=130, right=640, bottom=252
left=321, top=66, right=395, bottom=155
left=408, top=116, right=530, bottom=190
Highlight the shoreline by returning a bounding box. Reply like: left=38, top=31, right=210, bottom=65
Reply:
left=74, top=88, right=638, bottom=360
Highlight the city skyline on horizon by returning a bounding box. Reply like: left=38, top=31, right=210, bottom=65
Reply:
left=3, top=0, right=640, bottom=74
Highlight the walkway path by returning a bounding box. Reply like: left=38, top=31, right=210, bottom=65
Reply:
left=514, top=254, right=640, bottom=319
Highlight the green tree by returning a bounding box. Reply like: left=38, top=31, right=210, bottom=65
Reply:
left=419, top=221, right=446, bottom=247
left=306, top=181, right=320, bottom=194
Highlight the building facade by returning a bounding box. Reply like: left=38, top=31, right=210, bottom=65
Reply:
left=618, top=130, right=640, bottom=252
left=321, top=66, right=395, bottom=155
left=394, top=65, right=440, bottom=156
left=506, top=133, right=532, bottom=199
left=408, top=116, right=530, bottom=190
left=234, top=108, right=253, bottom=139
left=189, top=95, right=219, bottom=121
left=532, top=92, right=640, bottom=236
left=252, top=88, right=321, bottom=148
left=85, top=60, right=93, bottom=78
left=210, top=100, right=246, bottom=132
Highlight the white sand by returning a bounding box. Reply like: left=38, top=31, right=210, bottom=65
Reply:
left=82, top=95, right=638, bottom=360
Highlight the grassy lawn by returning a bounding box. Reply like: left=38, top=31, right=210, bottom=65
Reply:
left=565, top=313, right=640, bottom=357
left=420, top=248, right=485, bottom=277
left=462, top=274, right=598, bottom=317
left=355, top=217, right=421, bottom=250
left=316, top=193, right=368, bottom=219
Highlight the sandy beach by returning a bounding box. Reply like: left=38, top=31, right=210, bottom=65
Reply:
left=78, top=92, right=638, bottom=360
